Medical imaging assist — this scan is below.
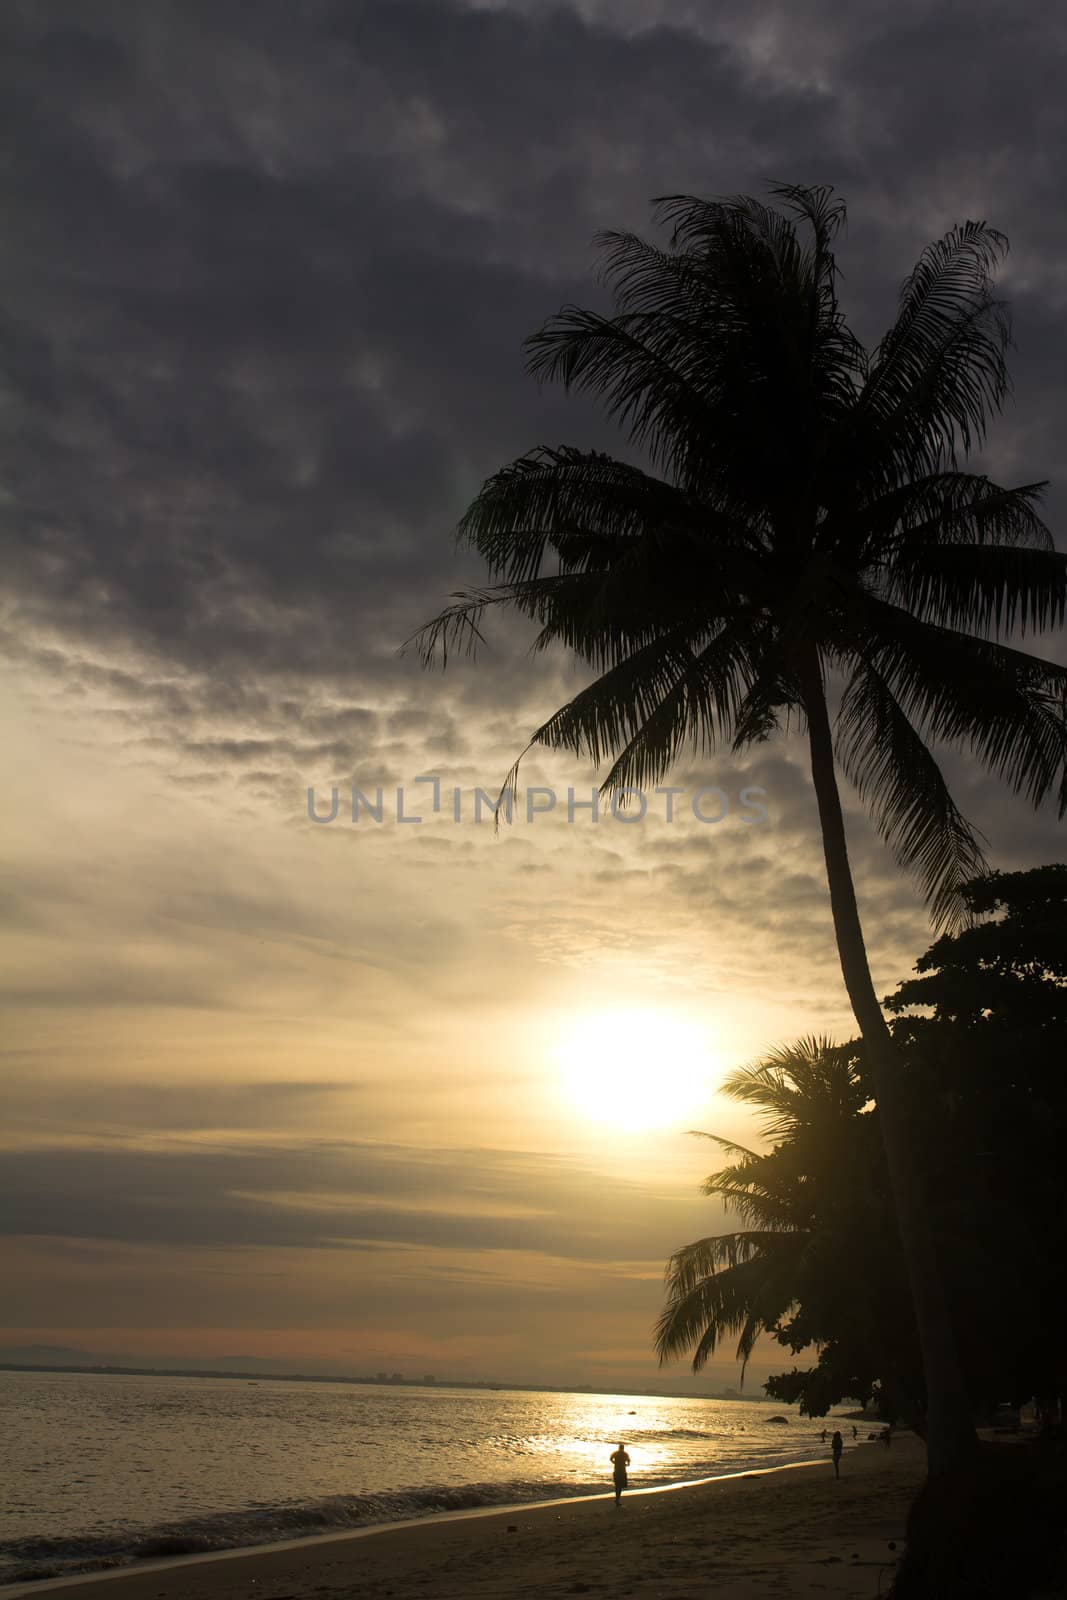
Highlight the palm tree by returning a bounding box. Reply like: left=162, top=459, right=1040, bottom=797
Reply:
left=654, top=1036, right=919, bottom=1422
left=654, top=1037, right=863, bottom=1370
left=413, top=185, right=1067, bottom=1473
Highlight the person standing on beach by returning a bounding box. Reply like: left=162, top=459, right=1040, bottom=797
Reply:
left=610, top=1442, right=630, bottom=1504
left=831, top=1431, right=843, bottom=1479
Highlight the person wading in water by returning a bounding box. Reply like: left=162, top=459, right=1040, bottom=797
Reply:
left=610, top=1442, right=630, bottom=1504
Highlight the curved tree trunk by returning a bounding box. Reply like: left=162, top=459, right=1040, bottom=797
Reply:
left=798, top=648, right=978, bottom=1477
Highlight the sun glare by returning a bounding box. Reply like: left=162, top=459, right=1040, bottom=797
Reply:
left=553, top=1008, right=715, bottom=1133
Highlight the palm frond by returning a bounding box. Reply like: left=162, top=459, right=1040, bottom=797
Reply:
left=523, top=305, right=730, bottom=486
left=859, top=601, right=1067, bottom=817
left=730, top=643, right=799, bottom=749
left=653, top=185, right=864, bottom=413
left=856, top=221, right=1012, bottom=480
left=687, top=1130, right=760, bottom=1160
left=455, top=446, right=760, bottom=584
left=836, top=659, right=989, bottom=931
left=404, top=572, right=611, bottom=668
left=842, top=473, right=1052, bottom=560
left=526, top=616, right=762, bottom=790
left=719, top=1036, right=865, bottom=1139
left=655, top=1231, right=804, bottom=1369
left=845, top=471, right=1064, bottom=637
left=701, top=1179, right=806, bottom=1233
left=886, top=541, right=1066, bottom=638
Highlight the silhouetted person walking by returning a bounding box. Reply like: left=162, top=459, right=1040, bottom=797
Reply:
left=610, top=1442, right=630, bottom=1503
left=851, top=1424, right=858, bottom=1440
left=831, top=1430, right=843, bottom=1479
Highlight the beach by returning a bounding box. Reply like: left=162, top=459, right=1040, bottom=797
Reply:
left=4, top=1435, right=923, bottom=1600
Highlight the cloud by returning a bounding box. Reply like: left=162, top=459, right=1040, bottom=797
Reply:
left=4, top=0, right=1062, bottom=747
left=0, top=0, right=966, bottom=681
left=0, top=1136, right=713, bottom=1264
left=2, top=0, right=1065, bottom=1381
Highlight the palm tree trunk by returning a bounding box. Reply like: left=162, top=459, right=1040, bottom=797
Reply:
left=798, top=648, right=978, bottom=1477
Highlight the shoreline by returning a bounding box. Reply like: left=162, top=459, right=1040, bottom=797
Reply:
left=1, top=1437, right=924, bottom=1600
left=0, top=1457, right=833, bottom=1597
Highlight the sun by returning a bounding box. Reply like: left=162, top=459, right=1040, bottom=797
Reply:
left=553, top=1008, right=715, bottom=1133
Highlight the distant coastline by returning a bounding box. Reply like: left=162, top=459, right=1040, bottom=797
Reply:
left=0, top=1361, right=765, bottom=1402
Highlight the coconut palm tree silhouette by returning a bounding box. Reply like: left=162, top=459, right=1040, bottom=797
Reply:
left=414, top=184, right=1067, bottom=1473
left=654, top=1035, right=915, bottom=1419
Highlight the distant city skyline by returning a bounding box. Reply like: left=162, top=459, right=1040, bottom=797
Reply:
left=0, top=1344, right=769, bottom=1402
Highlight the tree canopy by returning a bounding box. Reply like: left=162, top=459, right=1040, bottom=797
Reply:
left=659, top=866, right=1067, bottom=1422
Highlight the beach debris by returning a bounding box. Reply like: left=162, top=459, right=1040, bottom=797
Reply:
left=506, top=1524, right=517, bottom=1533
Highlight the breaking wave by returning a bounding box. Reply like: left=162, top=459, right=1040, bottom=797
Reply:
left=0, top=1478, right=610, bottom=1584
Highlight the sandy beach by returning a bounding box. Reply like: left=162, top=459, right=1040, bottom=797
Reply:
left=5, top=1435, right=924, bottom=1600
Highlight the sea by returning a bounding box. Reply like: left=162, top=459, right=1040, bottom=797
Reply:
left=0, top=1369, right=834, bottom=1586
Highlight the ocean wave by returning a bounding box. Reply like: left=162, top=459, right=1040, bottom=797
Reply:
left=619, top=1427, right=722, bottom=1442
left=0, top=1478, right=612, bottom=1585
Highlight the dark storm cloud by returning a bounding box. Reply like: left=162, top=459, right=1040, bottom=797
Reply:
left=0, top=0, right=863, bottom=689
left=3, top=0, right=1066, bottom=982
left=2, top=0, right=1064, bottom=785
left=0, top=1138, right=708, bottom=1262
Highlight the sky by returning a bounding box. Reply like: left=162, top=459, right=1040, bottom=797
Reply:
left=2, top=0, right=1066, bottom=1394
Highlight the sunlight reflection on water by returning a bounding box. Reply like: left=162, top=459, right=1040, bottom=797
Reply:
left=0, top=1371, right=836, bottom=1582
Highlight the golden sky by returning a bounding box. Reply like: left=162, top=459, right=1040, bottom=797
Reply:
left=6, top=625, right=1052, bottom=1391
left=2, top=0, right=1065, bottom=1393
